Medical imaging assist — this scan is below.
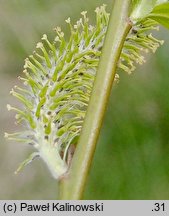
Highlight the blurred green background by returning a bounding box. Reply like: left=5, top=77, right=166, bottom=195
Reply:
left=0, top=0, right=169, bottom=199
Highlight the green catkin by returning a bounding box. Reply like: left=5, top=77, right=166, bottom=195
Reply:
left=5, top=5, right=164, bottom=179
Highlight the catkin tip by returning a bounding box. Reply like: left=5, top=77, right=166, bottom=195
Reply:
left=160, top=40, right=165, bottom=45
left=4, top=132, right=9, bottom=138
left=81, top=11, right=87, bottom=16
left=42, top=34, right=47, bottom=40
left=36, top=42, right=43, bottom=49
left=7, top=104, right=11, bottom=111
left=9, top=88, right=13, bottom=94
left=65, top=17, right=71, bottom=23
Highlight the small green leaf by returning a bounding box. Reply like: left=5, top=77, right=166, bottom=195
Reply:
left=131, top=0, right=158, bottom=20
left=156, top=0, right=169, bottom=6
left=148, top=2, right=169, bottom=29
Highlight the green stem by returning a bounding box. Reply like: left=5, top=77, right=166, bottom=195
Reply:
left=59, top=0, right=132, bottom=199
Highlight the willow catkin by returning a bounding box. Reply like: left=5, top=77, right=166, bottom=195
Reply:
left=5, top=5, right=163, bottom=179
